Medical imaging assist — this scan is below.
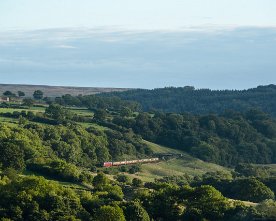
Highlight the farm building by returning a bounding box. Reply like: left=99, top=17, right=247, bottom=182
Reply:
left=0, top=97, right=10, bottom=102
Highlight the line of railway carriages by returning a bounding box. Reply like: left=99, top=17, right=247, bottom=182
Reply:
left=103, top=158, right=159, bottom=167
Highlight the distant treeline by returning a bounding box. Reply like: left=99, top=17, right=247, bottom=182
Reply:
left=55, top=94, right=141, bottom=111
left=99, top=84, right=276, bottom=116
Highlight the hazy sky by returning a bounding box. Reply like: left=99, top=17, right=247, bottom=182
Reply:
left=0, top=1, right=276, bottom=89
left=1, top=0, right=276, bottom=30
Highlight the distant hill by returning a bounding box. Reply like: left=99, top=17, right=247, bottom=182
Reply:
left=101, top=84, right=276, bottom=117
left=0, top=84, right=130, bottom=98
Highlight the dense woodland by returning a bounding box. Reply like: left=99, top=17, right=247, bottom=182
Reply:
left=1, top=86, right=276, bottom=220
left=55, top=94, right=141, bottom=112
left=112, top=109, right=276, bottom=166
left=100, top=85, right=276, bottom=116
left=2, top=171, right=275, bottom=221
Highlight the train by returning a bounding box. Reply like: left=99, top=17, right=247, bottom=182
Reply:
left=103, top=158, right=159, bottom=167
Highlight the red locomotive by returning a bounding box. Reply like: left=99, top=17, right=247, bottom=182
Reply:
left=103, top=158, right=159, bottom=167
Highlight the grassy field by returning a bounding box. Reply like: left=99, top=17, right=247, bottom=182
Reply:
left=0, top=116, right=18, bottom=126
left=68, top=108, right=94, bottom=117
left=78, top=122, right=108, bottom=130
left=0, top=106, right=45, bottom=126
left=0, top=106, right=93, bottom=115
left=0, top=106, right=98, bottom=128
left=0, top=106, right=45, bottom=113
left=128, top=141, right=231, bottom=182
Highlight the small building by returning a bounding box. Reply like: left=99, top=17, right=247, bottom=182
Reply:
left=0, top=96, right=10, bottom=102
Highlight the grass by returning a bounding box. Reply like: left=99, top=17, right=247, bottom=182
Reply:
left=128, top=140, right=231, bottom=182
left=78, top=122, right=108, bottom=130
left=0, top=106, right=46, bottom=126
left=67, top=107, right=94, bottom=117
left=0, top=117, right=18, bottom=126
left=0, top=106, right=93, bottom=116
left=229, top=199, right=258, bottom=207
left=23, top=170, right=91, bottom=191
left=0, top=106, right=45, bottom=113
left=0, top=106, right=98, bottom=128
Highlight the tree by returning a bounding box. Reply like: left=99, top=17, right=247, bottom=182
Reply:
left=255, top=200, right=276, bottom=218
left=132, top=178, right=143, bottom=187
left=92, top=172, right=109, bottom=190
left=27, top=111, right=35, bottom=120
left=124, top=201, right=150, bottom=221
left=45, top=103, right=72, bottom=122
left=33, top=90, right=43, bottom=100
left=141, top=184, right=182, bottom=220
left=3, top=91, right=15, bottom=97
left=235, top=163, right=270, bottom=178
left=103, top=185, right=124, bottom=200
left=18, top=116, right=28, bottom=126
left=182, top=185, right=231, bottom=220
left=94, top=109, right=107, bottom=121
left=190, top=142, right=219, bottom=163
left=2, top=168, right=18, bottom=181
left=61, top=94, right=82, bottom=106
left=116, top=174, right=131, bottom=184
left=43, top=97, right=53, bottom=105
left=129, top=165, right=141, bottom=174
left=120, top=107, right=132, bottom=117
left=0, top=176, right=88, bottom=220
left=17, top=91, right=25, bottom=97
left=0, top=140, right=25, bottom=171
left=230, top=178, right=275, bottom=203
left=23, top=98, right=34, bottom=108
left=95, top=205, right=126, bottom=221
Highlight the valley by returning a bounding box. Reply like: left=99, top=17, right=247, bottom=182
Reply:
left=1, top=85, right=276, bottom=220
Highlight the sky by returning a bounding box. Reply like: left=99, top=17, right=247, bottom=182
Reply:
left=1, top=0, right=276, bottom=30
left=0, top=0, right=276, bottom=89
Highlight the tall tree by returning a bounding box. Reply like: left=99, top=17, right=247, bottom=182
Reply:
left=17, top=91, right=25, bottom=97
left=0, top=140, right=25, bottom=171
left=33, top=90, right=44, bottom=100
left=23, top=98, right=34, bottom=108
left=95, top=205, right=126, bottom=221
left=3, top=91, right=15, bottom=97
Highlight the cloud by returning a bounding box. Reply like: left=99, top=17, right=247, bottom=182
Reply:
left=1, top=26, right=276, bottom=89
left=55, top=44, right=77, bottom=49
left=0, top=25, right=273, bottom=44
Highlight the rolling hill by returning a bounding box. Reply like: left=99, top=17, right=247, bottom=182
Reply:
left=0, top=83, right=130, bottom=97
left=101, top=84, right=276, bottom=116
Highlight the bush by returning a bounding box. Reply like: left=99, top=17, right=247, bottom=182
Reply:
left=95, top=205, right=126, bottom=221
left=123, top=201, right=150, bottom=221
left=132, top=178, right=143, bottom=187
left=103, top=185, right=124, bottom=201
left=229, top=178, right=275, bottom=203
left=116, top=174, right=131, bottom=184
left=93, top=172, right=109, bottom=190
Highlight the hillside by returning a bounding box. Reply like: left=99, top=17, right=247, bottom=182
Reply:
left=0, top=83, right=130, bottom=97
left=113, top=109, right=276, bottom=167
left=0, top=97, right=276, bottom=220
left=132, top=140, right=230, bottom=182
left=101, top=84, right=276, bottom=116
left=0, top=105, right=229, bottom=180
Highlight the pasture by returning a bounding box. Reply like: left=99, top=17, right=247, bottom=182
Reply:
left=127, top=140, right=231, bottom=182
